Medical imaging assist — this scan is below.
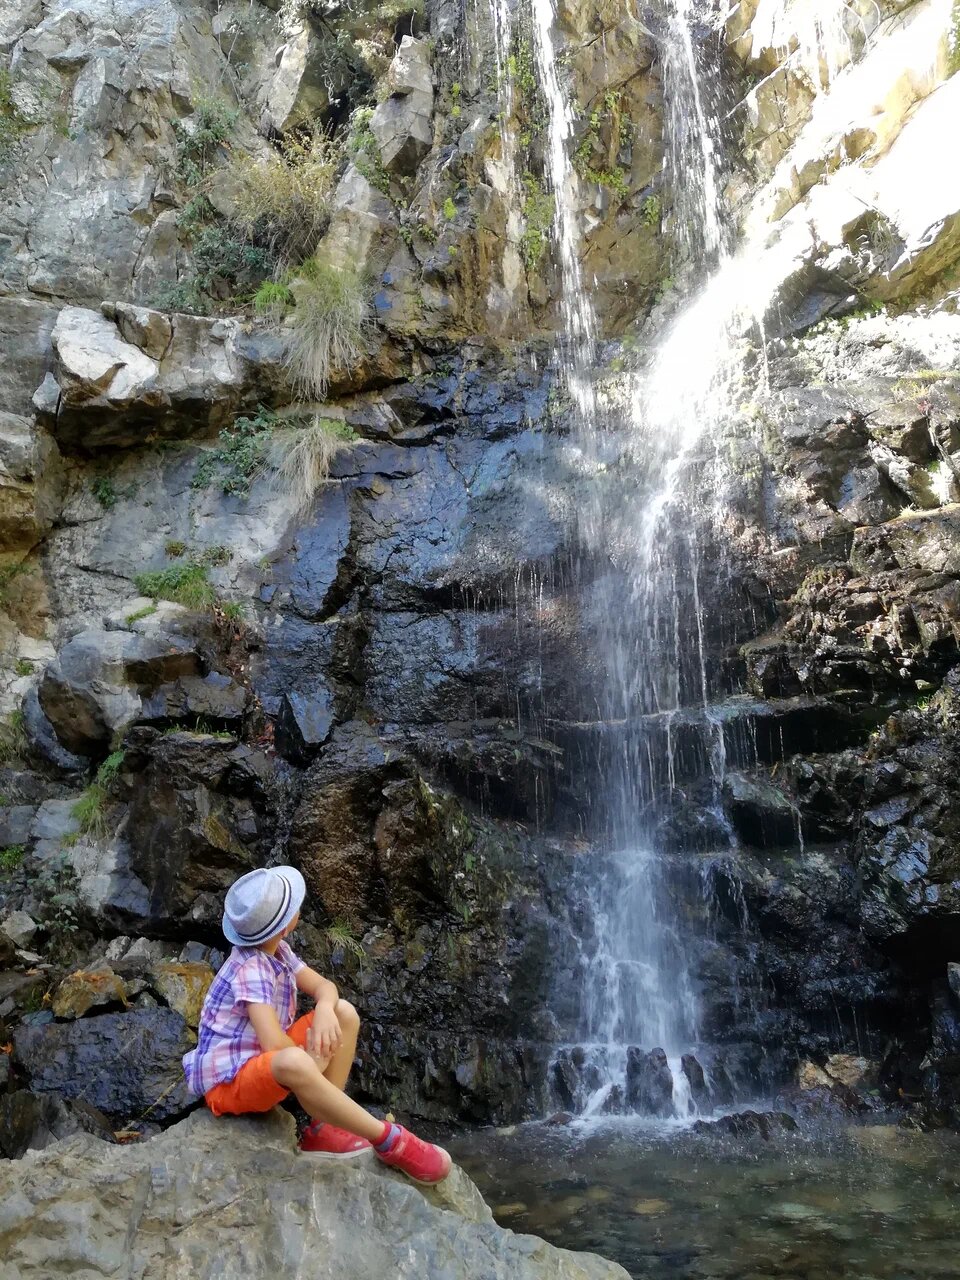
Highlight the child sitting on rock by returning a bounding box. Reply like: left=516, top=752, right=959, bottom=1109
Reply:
left=182, top=865, right=451, bottom=1183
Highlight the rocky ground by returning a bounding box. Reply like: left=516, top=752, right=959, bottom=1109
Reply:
left=0, top=1108, right=629, bottom=1278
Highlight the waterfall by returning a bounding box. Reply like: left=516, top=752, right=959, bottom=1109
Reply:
left=530, top=0, right=882, bottom=1119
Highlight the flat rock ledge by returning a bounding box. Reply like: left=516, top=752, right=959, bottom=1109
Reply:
left=0, top=1109, right=628, bottom=1280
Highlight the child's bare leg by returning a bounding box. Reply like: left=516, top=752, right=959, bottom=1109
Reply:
left=323, top=998, right=360, bottom=1091
left=272, top=1048, right=384, bottom=1143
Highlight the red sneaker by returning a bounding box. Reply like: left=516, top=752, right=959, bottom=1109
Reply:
left=374, top=1126, right=452, bottom=1184
left=299, top=1121, right=372, bottom=1160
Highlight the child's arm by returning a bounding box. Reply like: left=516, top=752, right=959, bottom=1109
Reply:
left=295, top=966, right=338, bottom=1006
left=296, top=966, right=343, bottom=1058
left=247, top=1001, right=299, bottom=1052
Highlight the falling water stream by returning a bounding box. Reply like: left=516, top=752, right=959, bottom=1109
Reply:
left=526, top=0, right=874, bottom=1119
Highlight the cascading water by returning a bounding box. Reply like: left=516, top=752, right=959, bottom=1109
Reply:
left=538, top=0, right=877, bottom=1120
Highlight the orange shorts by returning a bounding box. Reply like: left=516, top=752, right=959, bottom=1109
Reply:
left=205, top=1011, right=314, bottom=1117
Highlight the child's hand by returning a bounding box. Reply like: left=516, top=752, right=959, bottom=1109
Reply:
left=307, top=1004, right=343, bottom=1061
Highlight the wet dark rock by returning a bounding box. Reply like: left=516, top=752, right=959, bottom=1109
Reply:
left=681, top=1053, right=711, bottom=1110
left=275, top=688, right=335, bottom=765
left=139, top=673, right=248, bottom=726
left=0, top=1090, right=115, bottom=1159
left=692, top=1110, right=799, bottom=1140
left=722, top=772, right=799, bottom=848
left=13, top=1006, right=196, bottom=1124
left=118, top=731, right=274, bottom=935
left=625, top=1047, right=674, bottom=1117
left=775, top=1082, right=870, bottom=1123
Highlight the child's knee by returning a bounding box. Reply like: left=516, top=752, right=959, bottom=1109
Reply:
left=336, top=999, right=360, bottom=1032
left=271, top=1046, right=315, bottom=1088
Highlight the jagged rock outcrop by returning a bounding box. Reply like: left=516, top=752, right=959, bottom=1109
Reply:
left=0, top=1109, right=630, bottom=1279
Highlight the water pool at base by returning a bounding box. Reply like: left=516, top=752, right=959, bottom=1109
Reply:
left=448, top=1120, right=960, bottom=1279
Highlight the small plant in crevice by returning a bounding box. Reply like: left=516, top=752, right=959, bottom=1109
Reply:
left=14, top=658, right=32, bottom=677
left=640, top=194, right=661, bottom=228
left=0, top=843, right=24, bottom=873
left=36, top=852, right=82, bottom=960
left=266, top=416, right=358, bottom=516
left=520, top=173, right=554, bottom=271
left=134, top=561, right=217, bottom=611
left=71, top=750, right=126, bottom=841
left=285, top=259, right=372, bottom=401
left=253, top=280, right=295, bottom=325
left=0, top=560, right=30, bottom=607
left=0, top=709, right=27, bottom=764
left=346, top=106, right=391, bottom=195
left=324, top=920, right=366, bottom=966
left=0, top=68, right=32, bottom=164
left=92, top=477, right=119, bottom=509
left=125, top=602, right=157, bottom=626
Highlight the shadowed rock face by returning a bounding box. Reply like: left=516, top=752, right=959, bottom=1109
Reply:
left=0, top=1109, right=630, bottom=1280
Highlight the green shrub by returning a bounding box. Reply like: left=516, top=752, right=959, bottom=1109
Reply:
left=174, top=97, right=238, bottom=189
left=346, top=107, right=390, bottom=194
left=165, top=540, right=186, bottom=558
left=134, top=561, right=216, bottom=610
left=92, top=477, right=119, bottom=509
left=520, top=174, right=554, bottom=270
left=286, top=260, right=371, bottom=400
left=266, top=416, right=358, bottom=516
left=443, top=196, right=456, bottom=221
left=0, top=843, right=24, bottom=872
left=191, top=406, right=279, bottom=497
left=640, top=194, right=661, bottom=227
left=230, top=132, right=338, bottom=267
left=14, top=658, right=32, bottom=677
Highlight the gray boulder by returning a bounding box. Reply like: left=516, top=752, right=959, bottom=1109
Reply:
left=13, top=1006, right=196, bottom=1125
left=41, top=306, right=285, bottom=450
left=0, top=1109, right=629, bottom=1279
left=370, top=36, right=434, bottom=175
left=38, top=629, right=201, bottom=756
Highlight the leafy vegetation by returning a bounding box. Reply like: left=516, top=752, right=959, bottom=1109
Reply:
left=14, top=658, right=33, bottom=677
left=0, top=560, right=29, bottom=606
left=286, top=259, right=371, bottom=400
left=92, top=477, right=119, bottom=509
left=134, top=561, right=217, bottom=610
left=0, top=844, right=24, bottom=872
left=174, top=97, right=238, bottom=189
left=574, top=91, right=630, bottom=199
left=520, top=173, right=554, bottom=270
left=36, top=853, right=82, bottom=959
left=0, top=68, right=31, bottom=163
left=442, top=196, right=456, bottom=221
left=347, top=106, right=391, bottom=194
left=640, top=194, right=661, bottom=227
left=191, top=405, right=279, bottom=497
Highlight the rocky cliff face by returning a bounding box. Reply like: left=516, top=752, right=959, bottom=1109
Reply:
left=0, top=0, right=960, bottom=1151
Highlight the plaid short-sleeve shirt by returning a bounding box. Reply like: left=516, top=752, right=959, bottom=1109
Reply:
left=183, top=941, right=305, bottom=1096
